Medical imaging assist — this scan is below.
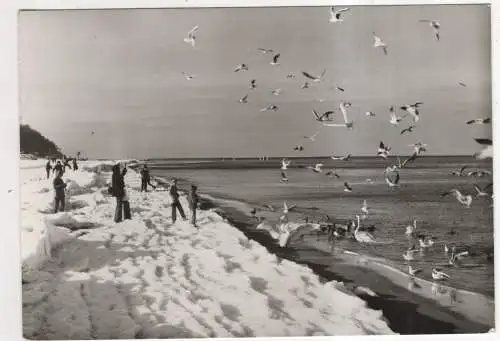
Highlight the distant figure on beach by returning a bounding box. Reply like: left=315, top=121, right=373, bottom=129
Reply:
left=53, top=170, right=67, bottom=213
left=121, top=166, right=131, bottom=220
left=45, top=160, right=52, bottom=179
left=72, top=158, right=78, bottom=171
left=189, top=184, right=199, bottom=227
left=140, top=164, right=156, bottom=192
left=53, top=160, right=64, bottom=176
left=64, top=158, right=72, bottom=172
left=111, top=163, right=131, bottom=223
left=169, top=179, right=186, bottom=223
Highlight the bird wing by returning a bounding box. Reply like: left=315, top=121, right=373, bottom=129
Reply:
left=340, top=103, right=349, bottom=123
left=320, top=111, right=335, bottom=120
left=302, top=71, right=317, bottom=80
left=484, top=118, right=492, bottom=124
left=312, top=109, right=322, bottom=120
left=263, top=204, right=275, bottom=212
left=466, top=119, right=476, bottom=124
left=188, top=25, right=199, bottom=37
left=273, top=53, right=280, bottom=63
left=455, top=251, right=469, bottom=259
left=459, top=166, right=468, bottom=175
left=400, top=128, right=408, bottom=135
left=288, top=205, right=297, bottom=211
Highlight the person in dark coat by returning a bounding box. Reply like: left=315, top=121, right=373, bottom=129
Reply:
left=53, top=170, right=67, bottom=213
left=64, top=158, right=72, bottom=172
left=140, top=165, right=156, bottom=192
left=72, top=158, right=78, bottom=171
left=169, top=179, right=186, bottom=223
left=53, top=161, right=64, bottom=176
left=121, top=166, right=131, bottom=220
left=45, top=160, right=52, bottom=179
left=188, top=184, right=200, bottom=227
left=111, top=163, right=125, bottom=222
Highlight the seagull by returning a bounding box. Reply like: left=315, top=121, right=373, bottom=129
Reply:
left=466, top=118, right=491, bottom=125
left=377, top=141, right=391, bottom=159
left=373, top=32, right=388, bottom=55
left=262, top=204, right=276, bottom=212
left=344, top=182, right=353, bottom=192
left=182, top=72, right=195, bottom=80
left=473, top=184, right=491, bottom=197
left=441, top=189, right=473, bottom=208
left=313, top=109, right=335, bottom=122
left=304, top=132, right=319, bottom=142
left=458, top=81, right=467, bottom=87
left=390, top=106, right=406, bottom=126
left=403, top=248, right=419, bottom=261
left=183, top=25, right=199, bottom=47
left=365, top=111, right=376, bottom=117
left=336, top=86, right=345, bottom=92
left=257, top=48, right=274, bottom=54
left=302, top=69, right=327, bottom=83
left=249, top=79, right=257, bottom=89
left=283, top=201, right=297, bottom=214
left=331, top=153, right=351, bottom=161
left=419, top=20, right=441, bottom=41
left=432, top=268, right=451, bottom=281
left=400, top=102, right=423, bottom=122
left=280, top=171, right=289, bottom=183
left=329, top=6, right=350, bottom=23
left=293, top=145, right=304, bottom=151
left=418, top=236, right=437, bottom=248
left=468, top=170, right=492, bottom=177
left=410, top=142, right=427, bottom=155
left=234, top=64, right=249, bottom=72
left=361, top=200, right=369, bottom=215
left=271, top=88, right=282, bottom=96
left=281, top=159, right=291, bottom=170
left=301, top=82, right=311, bottom=89
left=270, top=53, right=281, bottom=66
left=448, top=247, right=469, bottom=265
left=400, top=125, right=416, bottom=135
left=473, top=138, right=493, bottom=159
left=405, top=220, right=417, bottom=235
left=384, top=166, right=400, bottom=188
left=308, top=163, right=323, bottom=173
left=452, top=166, right=468, bottom=176
left=322, top=101, right=353, bottom=129
left=408, top=266, right=422, bottom=276
left=260, top=105, right=278, bottom=112
left=286, top=73, right=295, bottom=79
left=239, top=94, right=249, bottom=103
left=325, top=170, right=340, bottom=179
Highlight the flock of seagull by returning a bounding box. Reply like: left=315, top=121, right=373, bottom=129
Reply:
left=181, top=7, right=493, bottom=284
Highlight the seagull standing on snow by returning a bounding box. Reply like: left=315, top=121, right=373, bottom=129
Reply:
left=270, top=53, right=281, bottom=66
left=466, top=118, right=491, bottom=125
left=419, top=20, right=441, bottom=41
left=329, top=6, right=350, bottom=23
left=183, top=25, right=199, bottom=47
left=293, top=145, right=304, bottom=151
left=400, top=102, right=423, bottom=122
left=234, top=64, right=249, bottom=72
left=302, top=69, right=327, bottom=83
left=441, top=189, right=473, bottom=208
left=373, top=32, right=388, bottom=55
left=377, top=141, right=391, bottom=159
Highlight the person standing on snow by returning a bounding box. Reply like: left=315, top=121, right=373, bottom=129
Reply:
left=53, top=170, right=67, bottom=213
left=169, top=179, right=186, bottom=223
left=45, top=160, right=52, bottom=179
left=188, top=184, right=200, bottom=227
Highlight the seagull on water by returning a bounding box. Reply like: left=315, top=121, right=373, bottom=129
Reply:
left=390, top=106, right=406, bottom=126
left=281, top=159, right=291, bottom=170
left=323, top=101, right=353, bottom=129
left=400, top=125, right=416, bottom=135
left=441, top=189, right=473, bottom=208
left=260, top=105, right=278, bottom=112
left=419, top=20, right=440, bottom=41
left=182, top=72, right=195, bottom=80
left=313, top=109, right=335, bottom=122
left=432, top=268, right=451, bottom=281
left=239, top=94, right=248, bottom=104
left=183, top=25, right=199, bottom=47
left=234, top=64, right=249, bottom=72
left=331, top=153, right=351, bottom=161
left=361, top=200, right=369, bottom=215
left=377, top=141, right=391, bottom=159
left=249, top=79, right=257, bottom=89
left=329, top=6, right=350, bottom=23
left=473, top=138, right=492, bottom=159
left=373, top=32, right=388, bottom=55
left=468, top=170, right=492, bottom=177
left=270, top=53, right=281, bottom=66
left=452, top=166, right=468, bottom=177
left=308, top=163, right=323, bottom=173
left=403, top=248, right=419, bottom=261
left=473, top=184, right=491, bottom=198
left=400, top=102, right=423, bottom=122
left=448, top=247, right=469, bottom=266
left=408, top=266, right=422, bottom=276
left=280, top=171, right=289, bottom=183
left=466, top=117, right=491, bottom=125
left=344, top=182, right=353, bottom=192
left=302, top=69, right=327, bottom=83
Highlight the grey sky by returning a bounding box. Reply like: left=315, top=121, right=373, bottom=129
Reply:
left=19, top=5, right=491, bottom=159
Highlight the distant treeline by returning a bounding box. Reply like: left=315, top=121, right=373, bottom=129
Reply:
left=20, top=124, right=63, bottom=158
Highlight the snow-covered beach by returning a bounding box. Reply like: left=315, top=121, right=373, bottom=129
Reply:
left=21, top=159, right=396, bottom=339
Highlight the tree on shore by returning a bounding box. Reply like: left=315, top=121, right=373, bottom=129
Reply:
left=20, top=124, right=63, bottom=158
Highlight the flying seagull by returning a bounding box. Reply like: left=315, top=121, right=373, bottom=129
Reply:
left=270, top=53, right=281, bottom=66
left=384, top=166, right=400, bottom=188
left=301, top=82, right=311, bottom=89
left=361, top=200, right=369, bottom=215
left=458, top=81, right=467, bottom=87
left=312, top=109, right=335, bottom=122
left=182, top=72, right=195, bottom=80
left=257, top=48, right=274, bottom=54
left=466, top=118, right=491, bottom=125
left=400, top=125, right=416, bottom=135
left=344, top=182, right=353, bottom=192
left=408, top=266, right=422, bottom=277
left=473, top=138, right=492, bottom=159
left=473, top=184, right=491, bottom=198
left=325, top=170, right=340, bottom=179
left=260, top=105, right=278, bottom=112
left=293, top=145, right=304, bottom=151
left=441, top=189, right=473, bottom=208
left=234, top=64, right=249, bottom=72
left=250, top=79, right=257, bottom=89
left=308, top=163, right=324, bottom=173
left=287, top=73, right=295, bottom=79
left=323, top=101, right=353, bottom=129
left=184, top=25, right=199, bottom=47
left=302, top=69, right=327, bottom=83
left=281, top=159, right=291, bottom=170
left=400, top=102, right=423, bottom=122
left=419, top=20, right=440, bottom=41
left=390, top=106, right=406, bottom=126
left=329, top=6, right=350, bottom=23
left=410, top=142, right=427, bottom=155
left=336, top=86, right=345, bottom=92
left=304, top=132, right=319, bottom=142
left=239, top=94, right=248, bottom=103
left=373, top=32, right=388, bottom=55
left=365, top=111, right=376, bottom=117
left=377, top=141, right=391, bottom=159
left=271, top=88, right=282, bottom=96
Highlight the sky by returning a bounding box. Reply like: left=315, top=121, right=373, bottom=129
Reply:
left=18, top=5, right=492, bottom=159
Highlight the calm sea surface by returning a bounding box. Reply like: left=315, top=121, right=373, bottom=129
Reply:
left=149, top=156, right=494, bottom=298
